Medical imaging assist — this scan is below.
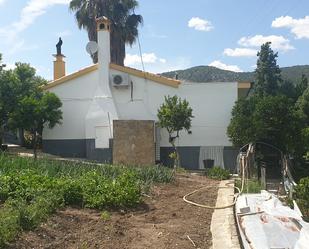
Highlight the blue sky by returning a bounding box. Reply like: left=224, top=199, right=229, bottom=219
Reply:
left=0, top=0, right=308, bottom=80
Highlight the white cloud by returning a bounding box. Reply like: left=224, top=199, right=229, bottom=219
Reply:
left=238, top=35, right=294, bottom=52
left=0, top=0, right=70, bottom=44
left=125, top=53, right=167, bottom=66
left=209, top=60, right=243, bottom=72
left=188, top=17, right=213, bottom=32
left=0, top=0, right=70, bottom=55
left=0, top=0, right=7, bottom=5
left=223, top=48, right=257, bottom=57
left=272, top=16, right=309, bottom=39
left=7, top=39, right=38, bottom=55
left=125, top=54, right=191, bottom=74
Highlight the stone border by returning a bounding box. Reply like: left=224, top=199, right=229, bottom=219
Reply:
left=211, top=180, right=240, bottom=249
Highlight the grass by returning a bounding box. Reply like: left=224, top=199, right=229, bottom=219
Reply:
left=235, top=179, right=262, bottom=193
left=0, top=154, right=174, bottom=248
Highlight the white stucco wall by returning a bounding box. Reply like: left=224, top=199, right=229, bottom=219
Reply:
left=110, top=69, right=237, bottom=147
left=43, top=70, right=99, bottom=140
left=43, top=66, right=237, bottom=149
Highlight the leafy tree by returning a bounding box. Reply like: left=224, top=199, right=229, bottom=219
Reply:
left=0, top=53, right=5, bottom=71
left=296, top=87, right=309, bottom=126
left=228, top=95, right=301, bottom=152
left=296, top=74, right=309, bottom=99
left=295, top=87, right=309, bottom=153
left=69, top=0, right=143, bottom=65
left=227, top=97, right=257, bottom=146
left=157, top=95, right=193, bottom=169
left=0, top=70, right=19, bottom=144
left=13, top=63, right=47, bottom=145
left=0, top=61, right=47, bottom=144
left=278, top=80, right=297, bottom=100
left=254, top=42, right=282, bottom=96
left=14, top=63, right=47, bottom=96
left=10, top=92, right=62, bottom=159
left=253, top=95, right=300, bottom=152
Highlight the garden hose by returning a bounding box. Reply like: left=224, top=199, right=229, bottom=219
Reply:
left=182, top=184, right=241, bottom=209
left=183, top=152, right=247, bottom=209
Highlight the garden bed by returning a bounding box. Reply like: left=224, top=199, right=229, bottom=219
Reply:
left=0, top=155, right=219, bottom=249
left=8, top=174, right=218, bottom=249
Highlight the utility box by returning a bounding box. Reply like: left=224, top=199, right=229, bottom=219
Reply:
left=113, top=120, right=155, bottom=166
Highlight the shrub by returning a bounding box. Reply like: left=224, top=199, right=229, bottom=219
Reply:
left=62, top=179, right=83, bottom=206
left=81, top=171, right=141, bottom=209
left=294, top=177, right=309, bottom=218
left=235, top=179, right=262, bottom=193
left=0, top=207, right=20, bottom=248
left=205, top=166, right=230, bottom=180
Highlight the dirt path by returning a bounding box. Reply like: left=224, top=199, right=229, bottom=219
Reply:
left=9, top=174, right=218, bottom=249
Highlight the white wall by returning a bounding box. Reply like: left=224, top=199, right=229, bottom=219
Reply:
left=110, top=69, right=237, bottom=147
left=44, top=67, right=237, bottom=149
left=43, top=70, right=99, bottom=140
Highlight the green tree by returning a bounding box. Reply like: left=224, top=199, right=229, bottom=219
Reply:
left=69, top=0, right=143, bottom=65
left=10, top=92, right=63, bottom=159
left=0, top=53, right=5, bottom=71
left=253, top=95, right=299, bottom=152
left=296, top=87, right=309, bottom=125
left=0, top=61, right=47, bottom=146
left=228, top=95, right=300, bottom=152
left=13, top=63, right=47, bottom=145
left=278, top=80, right=297, bottom=100
left=254, top=42, right=282, bottom=96
left=0, top=69, right=19, bottom=144
left=157, top=95, right=193, bottom=169
left=296, top=74, right=309, bottom=99
left=227, top=97, right=257, bottom=146
left=14, top=63, right=46, bottom=94
left=295, top=87, right=309, bottom=153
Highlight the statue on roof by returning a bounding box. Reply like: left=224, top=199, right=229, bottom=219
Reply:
left=56, top=37, right=63, bottom=55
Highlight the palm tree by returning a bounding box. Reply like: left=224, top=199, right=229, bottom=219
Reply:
left=69, top=0, right=143, bottom=65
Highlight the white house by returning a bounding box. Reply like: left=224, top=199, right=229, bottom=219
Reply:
left=42, top=17, right=251, bottom=170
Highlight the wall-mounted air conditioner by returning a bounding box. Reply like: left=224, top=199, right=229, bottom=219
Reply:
left=110, top=73, right=130, bottom=88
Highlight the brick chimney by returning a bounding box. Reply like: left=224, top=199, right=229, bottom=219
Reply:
left=53, top=54, right=66, bottom=80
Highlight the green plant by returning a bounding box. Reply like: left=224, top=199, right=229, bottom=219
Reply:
left=100, top=211, right=111, bottom=221
left=0, top=154, right=175, bottom=246
left=294, top=176, right=309, bottom=218
left=235, top=179, right=262, bottom=193
left=0, top=206, right=20, bottom=248
left=205, top=166, right=230, bottom=180
left=62, top=179, right=83, bottom=206
left=157, top=95, right=193, bottom=168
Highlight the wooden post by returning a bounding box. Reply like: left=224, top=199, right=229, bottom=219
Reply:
left=261, top=165, right=266, bottom=190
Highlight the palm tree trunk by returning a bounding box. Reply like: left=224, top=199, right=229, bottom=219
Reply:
left=111, top=31, right=125, bottom=66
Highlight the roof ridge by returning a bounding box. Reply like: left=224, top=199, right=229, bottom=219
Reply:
left=43, top=63, right=180, bottom=90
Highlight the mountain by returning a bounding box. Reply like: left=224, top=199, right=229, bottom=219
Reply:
left=161, top=65, right=309, bottom=84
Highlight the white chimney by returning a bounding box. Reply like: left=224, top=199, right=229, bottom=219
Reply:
left=84, top=16, right=118, bottom=149
left=96, top=16, right=111, bottom=93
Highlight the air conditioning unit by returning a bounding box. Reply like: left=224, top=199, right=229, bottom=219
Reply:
left=110, top=73, right=130, bottom=87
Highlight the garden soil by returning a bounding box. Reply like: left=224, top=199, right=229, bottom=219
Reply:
left=8, top=174, right=218, bottom=249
